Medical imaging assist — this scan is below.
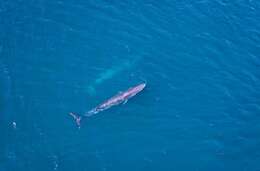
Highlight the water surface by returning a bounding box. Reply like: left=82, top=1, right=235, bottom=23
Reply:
left=1, top=0, right=260, bottom=171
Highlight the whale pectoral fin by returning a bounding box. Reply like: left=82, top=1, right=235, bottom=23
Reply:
left=123, top=100, right=128, bottom=105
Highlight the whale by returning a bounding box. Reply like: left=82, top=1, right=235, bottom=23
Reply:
left=70, top=83, right=146, bottom=127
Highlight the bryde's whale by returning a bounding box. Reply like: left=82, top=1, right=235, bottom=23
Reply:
left=70, top=83, right=146, bottom=127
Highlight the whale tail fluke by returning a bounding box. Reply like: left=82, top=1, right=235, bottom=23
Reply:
left=69, top=112, right=82, bottom=128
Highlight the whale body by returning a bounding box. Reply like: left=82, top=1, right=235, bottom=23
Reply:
left=70, top=83, right=146, bottom=127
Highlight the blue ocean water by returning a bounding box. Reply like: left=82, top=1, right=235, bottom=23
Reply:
left=1, top=0, right=260, bottom=170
